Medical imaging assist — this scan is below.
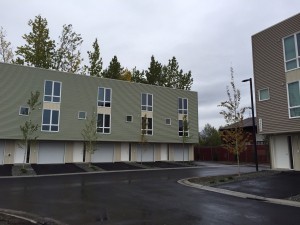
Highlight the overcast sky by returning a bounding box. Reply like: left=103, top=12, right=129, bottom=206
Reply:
left=1, top=0, right=300, bottom=131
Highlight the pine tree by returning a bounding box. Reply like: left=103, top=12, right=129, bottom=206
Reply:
left=15, top=15, right=55, bottom=69
left=145, top=55, right=163, bottom=85
left=53, top=24, right=83, bottom=73
left=84, top=38, right=103, bottom=77
left=131, top=67, right=146, bottom=83
left=102, top=55, right=123, bottom=79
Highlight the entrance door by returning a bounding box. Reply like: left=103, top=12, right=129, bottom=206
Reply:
left=274, top=135, right=291, bottom=169
left=14, top=143, right=25, bottom=164
left=121, top=143, right=129, bottom=161
left=161, top=144, right=168, bottom=161
left=73, top=142, right=84, bottom=162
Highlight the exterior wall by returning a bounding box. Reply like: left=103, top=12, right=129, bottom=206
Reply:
left=252, top=13, right=300, bottom=134
left=65, top=142, right=73, bottom=163
left=292, top=134, right=300, bottom=170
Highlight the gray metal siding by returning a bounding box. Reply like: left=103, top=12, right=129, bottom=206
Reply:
left=252, top=13, right=300, bottom=134
left=0, top=63, right=198, bottom=143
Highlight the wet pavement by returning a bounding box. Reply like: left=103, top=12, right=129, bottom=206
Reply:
left=216, top=170, right=300, bottom=199
left=1, top=165, right=300, bottom=225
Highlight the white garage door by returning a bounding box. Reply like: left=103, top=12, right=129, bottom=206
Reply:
left=161, top=144, right=168, bottom=161
left=121, top=143, right=129, bottom=161
left=0, top=141, right=4, bottom=165
left=73, top=142, right=84, bottom=162
left=14, top=143, right=25, bottom=164
left=38, top=142, right=65, bottom=164
left=91, top=143, right=114, bottom=162
left=273, top=135, right=290, bottom=169
left=136, top=144, right=154, bottom=162
left=173, top=144, right=189, bottom=161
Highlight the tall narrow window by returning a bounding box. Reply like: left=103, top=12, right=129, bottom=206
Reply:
left=98, top=87, right=111, bottom=107
left=44, top=80, right=62, bottom=102
left=179, top=115, right=189, bottom=137
left=283, top=33, right=300, bottom=71
left=141, top=93, right=153, bottom=111
left=97, top=114, right=111, bottom=133
left=141, top=116, right=153, bottom=135
left=288, top=81, right=300, bottom=118
left=178, top=98, right=188, bottom=114
left=42, top=109, right=60, bottom=132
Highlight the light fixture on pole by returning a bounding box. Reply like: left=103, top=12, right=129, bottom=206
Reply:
left=242, top=78, right=258, bottom=172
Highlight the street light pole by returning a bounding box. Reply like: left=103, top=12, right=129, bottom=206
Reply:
left=242, top=78, right=258, bottom=172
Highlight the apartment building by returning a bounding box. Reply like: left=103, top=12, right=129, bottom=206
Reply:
left=0, top=63, right=198, bottom=164
left=252, top=13, right=300, bottom=170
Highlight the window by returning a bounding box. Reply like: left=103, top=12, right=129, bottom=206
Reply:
left=179, top=116, right=189, bottom=137
left=258, top=88, right=270, bottom=101
left=141, top=116, right=153, bottom=135
left=19, top=106, right=29, bottom=116
left=178, top=98, right=188, bottom=114
left=126, top=115, right=133, bottom=122
left=78, top=111, right=87, bottom=120
left=165, top=118, right=171, bottom=125
left=97, top=114, right=110, bottom=133
left=141, top=93, right=153, bottom=111
left=44, top=80, right=61, bottom=102
left=283, top=33, right=300, bottom=71
left=288, top=81, right=300, bottom=118
left=98, top=87, right=111, bottom=107
left=42, top=109, right=60, bottom=132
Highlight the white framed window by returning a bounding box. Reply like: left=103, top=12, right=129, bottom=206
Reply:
left=258, top=88, right=270, bottom=101
left=178, top=98, right=188, bottom=114
left=98, top=87, right=111, bottom=107
left=97, top=114, right=111, bottom=134
left=19, top=106, right=29, bottom=116
left=42, top=109, right=60, bottom=132
left=78, top=111, right=87, bottom=120
left=287, top=81, right=300, bottom=118
left=165, top=118, right=171, bottom=125
left=44, top=80, right=62, bottom=102
left=258, top=118, right=263, bottom=132
left=141, top=116, right=153, bottom=135
left=179, top=116, right=189, bottom=137
left=283, top=32, right=300, bottom=71
left=126, top=115, right=133, bottom=122
left=141, top=93, right=153, bottom=111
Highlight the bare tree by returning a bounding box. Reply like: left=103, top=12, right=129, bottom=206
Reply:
left=0, top=27, right=13, bottom=63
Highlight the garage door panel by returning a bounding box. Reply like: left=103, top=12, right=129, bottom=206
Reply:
left=0, top=141, right=4, bottom=164
left=39, top=142, right=65, bottom=164
left=136, top=144, right=154, bottom=162
left=174, top=144, right=189, bottom=161
left=91, top=143, right=114, bottom=162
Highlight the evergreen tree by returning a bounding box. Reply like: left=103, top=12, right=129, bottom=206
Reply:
left=102, top=55, right=123, bottom=79
left=131, top=67, right=147, bottom=83
left=199, top=124, right=222, bottom=146
left=15, top=15, right=55, bottom=69
left=0, top=27, right=13, bottom=63
left=162, top=56, right=179, bottom=88
left=53, top=24, right=83, bottom=73
left=84, top=38, right=102, bottom=77
left=175, top=70, right=193, bottom=90
left=145, top=55, right=163, bottom=85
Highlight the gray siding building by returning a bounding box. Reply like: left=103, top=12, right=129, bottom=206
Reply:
left=252, top=13, right=300, bottom=170
left=0, top=63, right=198, bottom=164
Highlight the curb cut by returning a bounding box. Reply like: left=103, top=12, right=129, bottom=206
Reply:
left=178, top=178, right=300, bottom=208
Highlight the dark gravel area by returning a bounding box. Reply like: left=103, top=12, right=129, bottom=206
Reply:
left=137, top=161, right=190, bottom=168
left=92, top=162, right=144, bottom=171
left=31, top=163, right=85, bottom=175
left=0, top=165, right=12, bottom=176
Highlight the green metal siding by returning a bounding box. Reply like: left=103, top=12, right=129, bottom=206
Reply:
left=0, top=63, right=198, bottom=143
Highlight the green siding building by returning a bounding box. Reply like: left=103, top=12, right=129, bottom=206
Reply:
left=0, top=63, right=198, bottom=164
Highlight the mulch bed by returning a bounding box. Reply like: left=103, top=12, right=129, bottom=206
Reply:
left=31, top=163, right=85, bottom=175
left=92, top=162, right=144, bottom=171
left=0, top=165, right=12, bottom=176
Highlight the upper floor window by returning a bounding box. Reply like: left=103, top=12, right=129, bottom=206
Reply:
left=97, top=113, right=111, bottom=134
left=141, top=93, right=153, bottom=111
left=283, top=33, right=300, bottom=71
left=98, top=87, right=111, bottom=107
left=288, top=81, right=300, bottom=118
left=44, top=80, right=61, bottom=102
left=258, top=88, right=270, bottom=101
left=19, top=106, right=29, bottom=116
left=42, top=109, right=60, bottom=132
left=179, top=115, right=189, bottom=137
left=78, top=111, right=87, bottom=120
left=178, top=98, right=188, bottom=114
left=141, top=116, right=153, bottom=135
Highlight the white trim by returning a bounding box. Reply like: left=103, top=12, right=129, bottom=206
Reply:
left=97, top=113, right=111, bottom=134
left=283, top=32, right=300, bottom=72
left=19, top=106, right=29, bottom=116
left=43, top=80, right=62, bottom=103
left=258, top=88, right=270, bottom=101
left=41, top=109, right=60, bottom=132
left=97, top=87, right=112, bottom=108
left=141, top=93, right=153, bottom=112
left=287, top=81, right=300, bottom=119
left=78, top=111, right=87, bottom=120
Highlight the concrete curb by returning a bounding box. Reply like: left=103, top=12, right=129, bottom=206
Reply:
left=178, top=178, right=300, bottom=208
left=0, top=208, right=67, bottom=225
